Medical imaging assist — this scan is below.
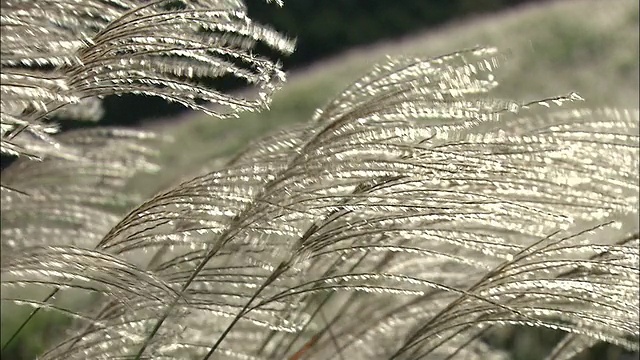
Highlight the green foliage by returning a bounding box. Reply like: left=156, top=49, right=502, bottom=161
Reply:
left=244, top=0, right=535, bottom=67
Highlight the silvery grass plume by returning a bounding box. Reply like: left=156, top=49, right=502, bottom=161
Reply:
left=1, top=127, right=165, bottom=251
left=0, top=0, right=294, bottom=159
left=2, top=43, right=639, bottom=360
left=0, top=126, right=168, bottom=356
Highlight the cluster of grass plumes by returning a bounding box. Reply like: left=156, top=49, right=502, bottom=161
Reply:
left=1, top=1, right=639, bottom=360
left=1, top=0, right=294, bottom=159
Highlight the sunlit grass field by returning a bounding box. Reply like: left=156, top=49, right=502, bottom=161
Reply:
left=2, top=0, right=638, bottom=359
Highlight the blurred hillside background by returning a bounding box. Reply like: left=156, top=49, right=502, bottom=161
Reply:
left=0, top=0, right=545, bottom=171
left=132, top=0, right=639, bottom=195
left=2, top=0, right=638, bottom=359
left=86, top=0, right=545, bottom=129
